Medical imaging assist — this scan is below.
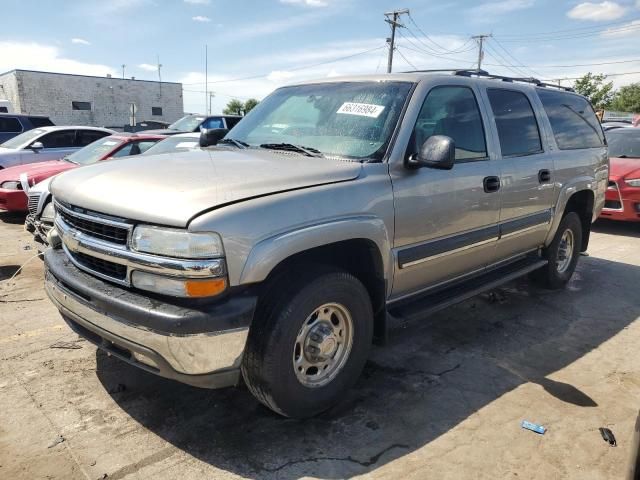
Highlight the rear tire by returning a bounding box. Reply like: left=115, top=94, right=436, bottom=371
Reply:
left=531, top=212, right=583, bottom=289
left=242, top=267, right=373, bottom=418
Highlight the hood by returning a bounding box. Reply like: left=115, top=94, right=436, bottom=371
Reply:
left=51, top=148, right=362, bottom=227
left=0, top=160, right=76, bottom=184
left=609, top=156, right=640, bottom=180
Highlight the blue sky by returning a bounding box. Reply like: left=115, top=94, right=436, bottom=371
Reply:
left=1, top=0, right=639, bottom=113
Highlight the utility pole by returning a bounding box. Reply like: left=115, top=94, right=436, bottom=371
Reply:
left=157, top=55, right=163, bottom=98
left=205, top=45, right=208, bottom=114
left=121, top=64, right=126, bottom=79
left=384, top=9, right=409, bottom=73
left=472, top=34, right=492, bottom=71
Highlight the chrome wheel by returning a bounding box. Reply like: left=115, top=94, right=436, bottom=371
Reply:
left=293, top=302, right=354, bottom=388
left=556, top=228, right=574, bottom=274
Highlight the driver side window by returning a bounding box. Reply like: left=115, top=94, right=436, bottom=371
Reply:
left=411, top=86, right=487, bottom=162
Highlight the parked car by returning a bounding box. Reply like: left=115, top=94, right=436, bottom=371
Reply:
left=143, top=114, right=242, bottom=135
left=44, top=71, right=607, bottom=418
left=21, top=133, right=165, bottom=239
left=600, top=127, right=640, bottom=222
left=0, top=126, right=114, bottom=170
left=601, top=121, right=633, bottom=131
left=0, top=113, right=54, bottom=143
left=141, top=132, right=200, bottom=156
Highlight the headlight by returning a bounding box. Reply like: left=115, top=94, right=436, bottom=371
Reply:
left=1, top=181, right=22, bottom=190
left=41, top=201, right=55, bottom=221
left=625, top=178, right=640, bottom=187
left=131, top=271, right=227, bottom=298
left=131, top=226, right=224, bottom=259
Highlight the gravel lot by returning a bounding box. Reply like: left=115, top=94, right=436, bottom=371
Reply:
left=1, top=212, right=639, bottom=480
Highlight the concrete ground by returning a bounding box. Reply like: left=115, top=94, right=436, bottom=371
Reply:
left=1, top=212, right=639, bottom=480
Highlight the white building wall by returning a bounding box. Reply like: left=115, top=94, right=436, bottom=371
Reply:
left=0, top=72, right=21, bottom=112
left=0, top=70, right=183, bottom=127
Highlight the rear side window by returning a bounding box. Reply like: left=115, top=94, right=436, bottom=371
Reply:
left=0, top=117, right=22, bottom=132
left=225, top=117, right=241, bottom=129
left=537, top=89, right=604, bottom=149
left=201, top=117, right=225, bottom=129
left=76, top=130, right=109, bottom=147
left=28, top=117, right=54, bottom=128
left=487, top=89, right=542, bottom=157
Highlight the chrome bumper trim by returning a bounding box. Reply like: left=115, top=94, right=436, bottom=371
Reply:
left=45, top=271, right=248, bottom=375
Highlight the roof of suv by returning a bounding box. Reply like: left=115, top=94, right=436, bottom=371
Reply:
left=0, top=113, right=51, bottom=119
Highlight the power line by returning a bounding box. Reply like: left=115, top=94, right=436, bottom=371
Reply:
left=490, top=37, right=544, bottom=78
left=407, top=13, right=472, bottom=55
left=395, top=47, right=418, bottom=70
left=184, top=45, right=387, bottom=86
left=497, top=21, right=640, bottom=42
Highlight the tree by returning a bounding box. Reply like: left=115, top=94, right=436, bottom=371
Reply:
left=223, top=99, right=244, bottom=115
left=572, top=73, right=614, bottom=109
left=244, top=98, right=259, bottom=113
left=610, top=83, right=640, bottom=113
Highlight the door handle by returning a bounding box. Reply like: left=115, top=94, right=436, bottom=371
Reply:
left=483, top=176, right=501, bottom=193
left=538, top=169, right=551, bottom=183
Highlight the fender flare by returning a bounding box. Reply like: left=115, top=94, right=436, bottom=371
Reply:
left=544, top=176, right=596, bottom=246
left=238, top=215, right=392, bottom=286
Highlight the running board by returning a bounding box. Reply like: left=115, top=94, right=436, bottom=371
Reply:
left=388, top=257, right=548, bottom=323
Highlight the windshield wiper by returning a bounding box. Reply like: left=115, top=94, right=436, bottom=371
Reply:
left=259, top=143, right=324, bottom=157
left=219, top=138, right=249, bottom=149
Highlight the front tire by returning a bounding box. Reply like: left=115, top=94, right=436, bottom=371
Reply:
left=242, top=268, right=373, bottom=418
left=531, top=212, right=583, bottom=289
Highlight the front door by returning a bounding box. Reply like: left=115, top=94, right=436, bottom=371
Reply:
left=482, top=88, right=555, bottom=262
left=390, top=84, right=502, bottom=300
left=22, top=129, right=79, bottom=164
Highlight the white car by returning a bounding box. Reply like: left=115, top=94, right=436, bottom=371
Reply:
left=0, top=126, right=114, bottom=169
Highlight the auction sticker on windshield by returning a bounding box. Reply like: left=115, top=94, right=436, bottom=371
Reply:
left=337, top=102, right=385, bottom=118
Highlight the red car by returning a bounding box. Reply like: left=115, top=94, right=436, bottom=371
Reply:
left=601, top=128, right=640, bottom=222
left=0, top=133, right=164, bottom=212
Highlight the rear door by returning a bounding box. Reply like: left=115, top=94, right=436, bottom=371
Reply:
left=390, top=82, right=502, bottom=299
left=481, top=88, right=555, bottom=263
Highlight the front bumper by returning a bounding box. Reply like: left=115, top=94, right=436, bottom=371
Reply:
left=0, top=188, right=28, bottom=212
left=44, top=248, right=257, bottom=389
left=601, top=182, right=640, bottom=222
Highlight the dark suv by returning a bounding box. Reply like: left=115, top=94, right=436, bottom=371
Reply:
left=143, top=114, right=242, bottom=135
left=0, top=113, right=54, bottom=143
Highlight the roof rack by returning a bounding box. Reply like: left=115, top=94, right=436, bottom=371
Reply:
left=403, top=69, right=575, bottom=92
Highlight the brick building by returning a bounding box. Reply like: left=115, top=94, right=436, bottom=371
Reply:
left=0, top=69, right=183, bottom=128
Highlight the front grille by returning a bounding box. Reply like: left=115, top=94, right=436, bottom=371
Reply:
left=70, top=250, right=127, bottom=280
left=59, top=208, right=129, bottom=245
left=27, top=194, right=40, bottom=215
left=604, top=200, right=622, bottom=209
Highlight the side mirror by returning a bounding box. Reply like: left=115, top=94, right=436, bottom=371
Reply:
left=30, top=141, right=44, bottom=151
left=199, top=128, right=228, bottom=147
left=406, top=135, right=455, bottom=170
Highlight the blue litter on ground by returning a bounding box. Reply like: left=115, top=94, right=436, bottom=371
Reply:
left=522, top=420, right=546, bottom=434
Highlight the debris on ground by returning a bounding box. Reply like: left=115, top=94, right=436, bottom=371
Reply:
left=47, top=435, right=65, bottom=448
left=599, top=427, right=617, bottom=446
left=50, top=340, right=83, bottom=350
left=22, top=245, right=32, bottom=251
left=521, top=420, right=546, bottom=435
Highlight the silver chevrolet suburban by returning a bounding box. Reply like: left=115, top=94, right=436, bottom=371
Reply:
left=44, top=71, right=608, bottom=418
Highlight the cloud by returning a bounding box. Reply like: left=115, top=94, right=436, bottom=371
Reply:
left=567, top=1, right=626, bottom=21
left=468, top=0, right=534, bottom=17
left=266, top=70, right=295, bottom=82
left=184, top=0, right=210, bottom=4
left=138, top=63, right=158, bottom=71
left=280, top=0, right=328, bottom=7
left=0, top=42, right=116, bottom=77
left=192, top=15, right=211, bottom=22
left=70, top=38, right=91, bottom=45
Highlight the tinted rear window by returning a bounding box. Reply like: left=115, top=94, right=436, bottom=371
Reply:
left=487, top=89, right=542, bottom=157
left=28, top=117, right=54, bottom=128
left=537, top=89, right=604, bottom=150
left=0, top=117, right=22, bottom=133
